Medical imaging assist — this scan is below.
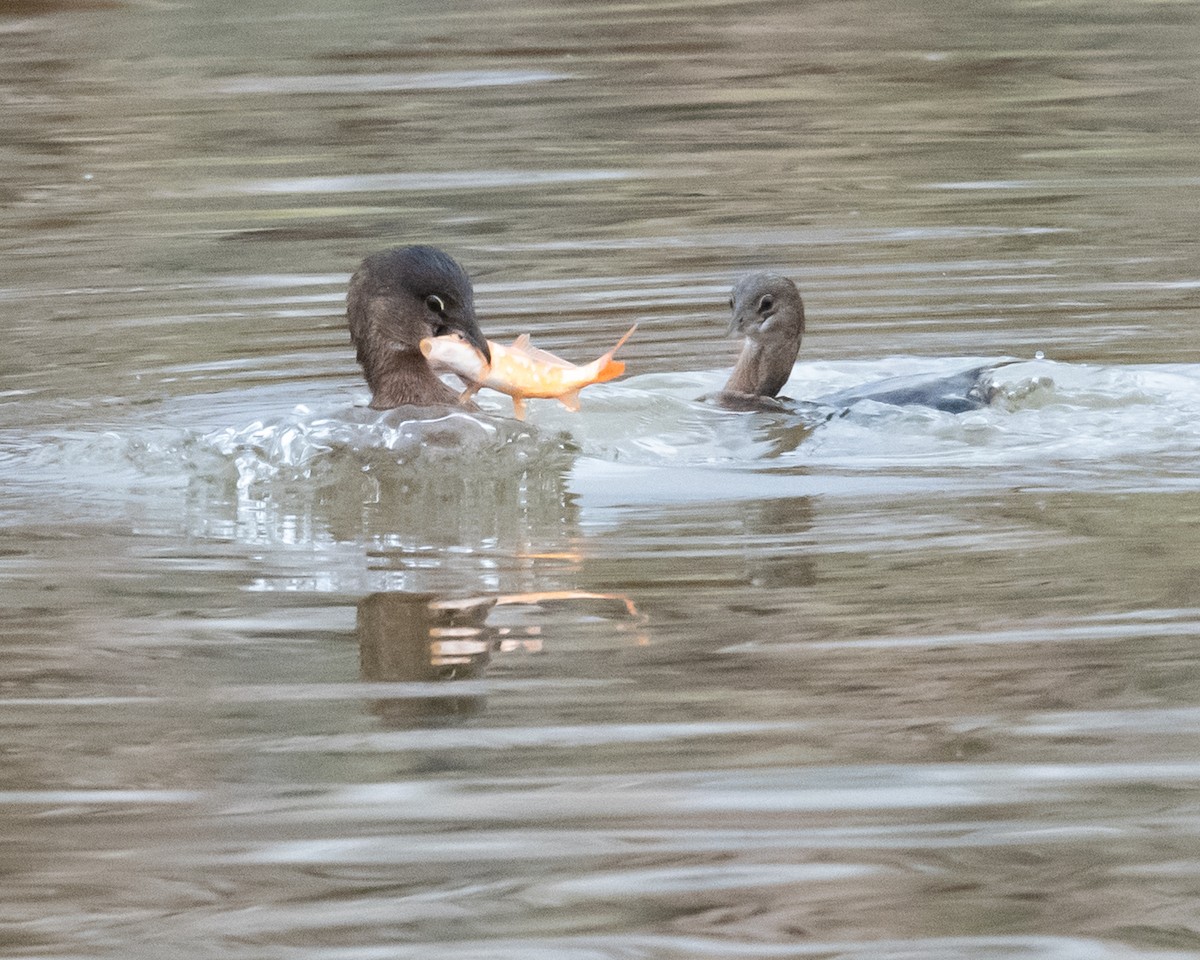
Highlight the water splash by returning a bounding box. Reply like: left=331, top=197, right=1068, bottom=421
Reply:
left=5, top=357, right=1199, bottom=525
left=203, top=403, right=562, bottom=492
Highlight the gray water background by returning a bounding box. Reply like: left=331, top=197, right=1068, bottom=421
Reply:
left=3, top=1, right=1200, bottom=957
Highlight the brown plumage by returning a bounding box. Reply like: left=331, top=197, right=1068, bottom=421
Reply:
left=712, top=272, right=805, bottom=410
left=347, top=245, right=492, bottom=409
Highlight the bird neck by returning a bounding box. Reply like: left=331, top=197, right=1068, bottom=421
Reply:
left=723, top=336, right=801, bottom=398
left=367, top=349, right=464, bottom=410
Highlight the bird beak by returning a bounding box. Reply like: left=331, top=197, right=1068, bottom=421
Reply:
left=451, top=311, right=492, bottom=365
left=727, top=313, right=747, bottom=338
left=466, top=323, right=492, bottom=365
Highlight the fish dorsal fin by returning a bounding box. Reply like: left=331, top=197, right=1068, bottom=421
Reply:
left=510, top=334, right=575, bottom=368
left=611, top=323, right=638, bottom=356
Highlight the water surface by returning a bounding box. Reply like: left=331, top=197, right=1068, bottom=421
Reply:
left=3, top=1, right=1200, bottom=957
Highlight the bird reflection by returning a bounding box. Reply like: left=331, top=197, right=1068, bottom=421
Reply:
left=356, top=592, right=496, bottom=726
left=355, top=588, right=648, bottom=727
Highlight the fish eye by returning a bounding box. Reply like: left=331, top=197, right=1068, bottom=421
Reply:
left=758, top=295, right=775, bottom=313
left=425, top=294, right=446, bottom=313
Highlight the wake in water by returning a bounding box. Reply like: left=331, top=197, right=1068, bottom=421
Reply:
left=792, top=357, right=1200, bottom=482
left=2, top=355, right=1197, bottom=529
left=521, top=354, right=1200, bottom=491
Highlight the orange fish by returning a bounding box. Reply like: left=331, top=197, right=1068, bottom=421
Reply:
left=420, top=324, right=636, bottom=420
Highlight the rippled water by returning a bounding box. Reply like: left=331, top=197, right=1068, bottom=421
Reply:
left=3, top=1, right=1200, bottom=957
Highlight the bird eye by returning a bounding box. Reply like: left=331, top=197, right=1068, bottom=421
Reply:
left=729, top=297, right=735, bottom=310
left=758, top=295, right=775, bottom=313
left=425, top=294, right=446, bottom=313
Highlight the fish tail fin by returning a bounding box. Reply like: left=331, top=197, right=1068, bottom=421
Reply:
left=592, top=325, right=637, bottom=384
left=557, top=389, right=582, bottom=412
left=592, top=358, right=626, bottom=384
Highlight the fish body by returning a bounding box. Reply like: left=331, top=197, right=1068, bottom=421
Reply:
left=420, top=325, right=636, bottom=420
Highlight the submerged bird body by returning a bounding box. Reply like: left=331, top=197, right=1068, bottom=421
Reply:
left=421, top=325, right=636, bottom=421
left=347, top=245, right=492, bottom=410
